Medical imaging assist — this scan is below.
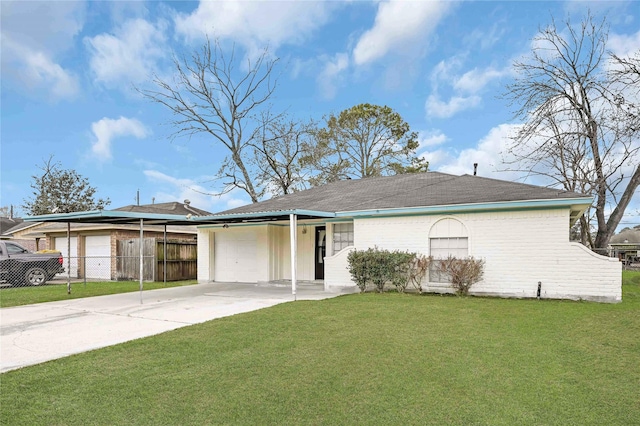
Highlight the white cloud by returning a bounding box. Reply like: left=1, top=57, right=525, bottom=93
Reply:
left=418, top=130, right=448, bottom=149
left=608, top=29, right=640, bottom=58
left=453, top=67, right=509, bottom=94
left=463, top=22, right=506, bottom=50
left=1, top=1, right=84, bottom=101
left=425, top=94, right=481, bottom=119
left=1, top=0, right=85, bottom=54
left=426, top=57, right=508, bottom=118
left=352, top=0, right=453, bottom=66
left=438, top=124, right=520, bottom=178
left=174, top=1, right=335, bottom=54
left=420, top=148, right=452, bottom=170
left=317, top=53, right=350, bottom=100
left=421, top=124, right=524, bottom=182
left=6, top=42, right=81, bottom=100
left=86, top=19, right=168, bottom=88
left=430, top=56, right=465, bottom=88
left=143, top=170, right=246, bottom=212
left=90, top=117, right=150, bottom=161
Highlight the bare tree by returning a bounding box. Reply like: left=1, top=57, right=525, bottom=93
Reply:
left=138, top=39, right=280, bottom=203
left=609, top=51, right=640, bottom=136
left=503, top=14, right=640, bottom=252
left=250, top=114, right=314, bottom=196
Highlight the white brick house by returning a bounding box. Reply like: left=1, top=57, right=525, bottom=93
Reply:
left=196, top=173, right=621, bottom=303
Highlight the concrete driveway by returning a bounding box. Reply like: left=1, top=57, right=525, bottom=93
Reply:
left=0, top=282, right=338, bottom=373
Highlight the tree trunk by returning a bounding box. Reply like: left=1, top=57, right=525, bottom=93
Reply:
left=233, top=152, right=259, bottom=203
left=594, top=164, right=640, bottom=251
left=579, top=215, right=594, bottom=248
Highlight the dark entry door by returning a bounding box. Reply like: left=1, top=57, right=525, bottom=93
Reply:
left=315, top=226, right=326, bottom=280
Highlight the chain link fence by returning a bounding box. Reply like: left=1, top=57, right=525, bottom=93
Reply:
left=1, top=256, right=158, bottom=288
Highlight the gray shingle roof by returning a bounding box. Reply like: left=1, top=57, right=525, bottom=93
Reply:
left=610, top=228, right=640, bottom=244
left=1, top=218, right=31, bottom=236
left=218, top=172, right=588, bottom=215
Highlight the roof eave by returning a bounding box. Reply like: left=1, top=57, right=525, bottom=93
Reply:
left=194, top=209, right=336, bottom=224
left=335, top=197, right=594, bottom=218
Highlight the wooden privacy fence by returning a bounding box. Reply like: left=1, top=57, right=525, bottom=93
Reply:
left=157, top=239, right=197, bottom=281
left=116, top=238, right=197, bottom=281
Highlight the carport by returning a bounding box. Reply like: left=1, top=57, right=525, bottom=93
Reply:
left=24, top=210, right=199, bottom=301
left=24, top=208, right=336, bottom=301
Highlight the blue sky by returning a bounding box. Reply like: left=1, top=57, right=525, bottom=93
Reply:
left=1, top=0, right=639, bottom=226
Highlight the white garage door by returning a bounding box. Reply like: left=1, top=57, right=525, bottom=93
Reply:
left=55, top=236, right=78, bottom=278
left=85, top=235, right=111, bottom=280
left=214, top=229, right=257, bottom=283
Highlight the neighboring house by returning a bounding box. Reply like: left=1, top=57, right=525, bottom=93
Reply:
left=609, top=228, right=640, bottom=265
left=18, top=202, right=210, bottom=280
left=196, top=172, right=621, bottom=302
left=0, top=217, right=23, bottom=237
left=1, top=219, right=45, bottom=251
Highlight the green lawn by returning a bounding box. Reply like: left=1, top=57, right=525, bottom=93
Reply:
left=1, top=272, right=639, bottom=425
left=0, top=280, right=197, bottom=308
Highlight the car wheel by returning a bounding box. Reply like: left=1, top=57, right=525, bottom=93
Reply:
left=25, top=267, right=47, bottom=286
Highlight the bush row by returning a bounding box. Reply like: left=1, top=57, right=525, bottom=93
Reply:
left=347, top=247, right=484, bottom=295
left=347, top=247, right=430, bottom=293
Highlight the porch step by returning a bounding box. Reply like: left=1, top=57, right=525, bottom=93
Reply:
left=262, top=280, right=324, bottom=288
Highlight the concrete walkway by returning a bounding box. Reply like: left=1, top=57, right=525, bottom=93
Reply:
left=0, top=282, right=338, bottom=373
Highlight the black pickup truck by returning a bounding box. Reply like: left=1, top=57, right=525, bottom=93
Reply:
left=0, top=241, right=65, bottom=286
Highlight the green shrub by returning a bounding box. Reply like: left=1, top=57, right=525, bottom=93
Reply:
left=436, top=255, right=485, bottom=296
left=347, top=249, right=371, bottom=292
left=347, top=248, right=429, bottom=293
left=388, top=251, right=416, bottom=293
left=369, top=249, right=394, bottom=293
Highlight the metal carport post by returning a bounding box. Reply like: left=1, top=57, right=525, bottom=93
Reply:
left=67, top=222, right=71, bottom=295
left=139, top=218, right=144, bottom=304
left=290, top=213, right=297, bottom=301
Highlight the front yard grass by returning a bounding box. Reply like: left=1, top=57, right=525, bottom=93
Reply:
left=1, top=272, right=638, bottom=425
left=0, top=280, right=197, bottom=308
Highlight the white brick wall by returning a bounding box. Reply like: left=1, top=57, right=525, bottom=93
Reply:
left=273, top=224, right=317, bottom=282
left=198, top=223, right=320, bottom=284
left=197, top=228, right=211, bottom=283
left=324, top=209, right=622, bottom=302
left=324, top=247, right=358, bottom=293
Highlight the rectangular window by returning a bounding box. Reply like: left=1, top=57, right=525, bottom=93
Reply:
left=429, top=237, right=468, bottom=283
left=429, top=237, right=468, bottom=258
left=332, top=223, right=354, bottom=255
left=5, top=242, right=28, bottom=255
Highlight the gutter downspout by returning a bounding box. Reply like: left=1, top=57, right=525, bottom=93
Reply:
left=67, top=222, right=71, bottom=295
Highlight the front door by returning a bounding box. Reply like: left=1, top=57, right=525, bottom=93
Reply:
left=314, top=226, right=326, bottom=280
